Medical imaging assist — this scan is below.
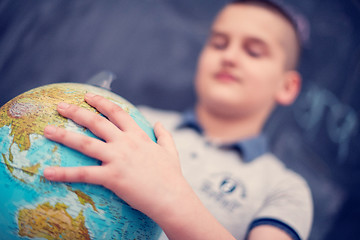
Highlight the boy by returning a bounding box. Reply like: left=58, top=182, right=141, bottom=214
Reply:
left=43, top=0, right=313, bottom=239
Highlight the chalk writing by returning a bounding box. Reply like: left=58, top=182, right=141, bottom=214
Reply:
left=293, top=84, right=358, bottom=164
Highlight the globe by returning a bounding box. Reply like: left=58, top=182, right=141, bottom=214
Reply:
left=0, top=83, right=162, bottom=240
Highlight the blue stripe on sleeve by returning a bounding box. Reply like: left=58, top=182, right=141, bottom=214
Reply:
left=246, top=218, right=301, bottom=240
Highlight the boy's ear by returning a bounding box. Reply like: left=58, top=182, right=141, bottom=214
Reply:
left=276, top=71, right=302, bottom=106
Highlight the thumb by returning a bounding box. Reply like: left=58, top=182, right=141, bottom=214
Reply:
left=154, top=122, right=178, bottom=156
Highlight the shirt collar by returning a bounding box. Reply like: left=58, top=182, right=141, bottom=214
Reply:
left=176, top=109, right=269, bottom=163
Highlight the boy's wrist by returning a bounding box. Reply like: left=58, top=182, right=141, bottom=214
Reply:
left=149, top=179, right=236, bottom=240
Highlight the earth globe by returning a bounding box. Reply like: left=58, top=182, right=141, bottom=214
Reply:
left=0, top=83, right=162, bottom=240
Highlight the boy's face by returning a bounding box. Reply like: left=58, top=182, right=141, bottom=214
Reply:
left=195, top=3, right=300, bottom=119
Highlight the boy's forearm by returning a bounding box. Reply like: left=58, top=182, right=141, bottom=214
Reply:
left=151, top=180, right=236, bottom=240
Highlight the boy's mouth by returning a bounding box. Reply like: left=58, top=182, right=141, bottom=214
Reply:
left=214, top=71, right=239, bottom=83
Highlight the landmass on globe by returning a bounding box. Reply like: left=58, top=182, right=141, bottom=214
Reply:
left=18, top=202, right=90, bottom=240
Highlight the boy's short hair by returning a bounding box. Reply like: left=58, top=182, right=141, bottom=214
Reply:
left=229, top=0, right=310, bottom=69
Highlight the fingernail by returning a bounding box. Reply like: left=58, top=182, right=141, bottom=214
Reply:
left=44, top=168, right=55, bottom=180
left=85, top=92, right=96, bottom=98
left=44, top=125, right=56, bottom=135
left=58, top=102, right=69, bottom=109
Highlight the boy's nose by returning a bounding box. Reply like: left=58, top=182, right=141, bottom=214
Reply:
left=221, top=45, right=238, bottom=67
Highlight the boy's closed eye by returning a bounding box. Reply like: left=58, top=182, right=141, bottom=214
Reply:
left=243, top=38, right=269, bottom=58
left=208, top=32, right=228, bottom=50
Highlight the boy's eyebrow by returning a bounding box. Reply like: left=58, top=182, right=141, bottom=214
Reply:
left=209, top=29, right=227, bottom=37
left=245, top=37, right=268, bottom=47
left=210, top=29, right=269, bottom=47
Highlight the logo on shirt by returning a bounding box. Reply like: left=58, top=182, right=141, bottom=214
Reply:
left=200, top=172, right=246, bottom=212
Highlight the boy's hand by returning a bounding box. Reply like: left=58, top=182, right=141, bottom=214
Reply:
left=44, top=93, right=236, bottom=240
left=43, top=93, right=185, bottom=220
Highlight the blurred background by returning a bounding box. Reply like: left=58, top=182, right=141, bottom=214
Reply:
left=0, top=0, right=359, bottom=239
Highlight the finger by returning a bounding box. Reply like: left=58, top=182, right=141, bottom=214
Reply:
left=85, top=93, right=142, bottom=132
left=44, top=166, right=105, bottom=185
left=154, top=122, right=178, bottom=156
left=44, top=125, right=111, bottom=162
left=56, top=102, right=120, bottom=142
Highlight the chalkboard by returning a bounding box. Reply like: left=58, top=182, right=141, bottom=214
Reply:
left=0, top=0, right=359, bottom=239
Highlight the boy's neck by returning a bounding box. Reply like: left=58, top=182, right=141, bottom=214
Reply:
left=195, top=104, right=268, bottom=143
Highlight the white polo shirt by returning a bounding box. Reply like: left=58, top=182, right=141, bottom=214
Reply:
left=139, top=106, right=313, bottom=240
